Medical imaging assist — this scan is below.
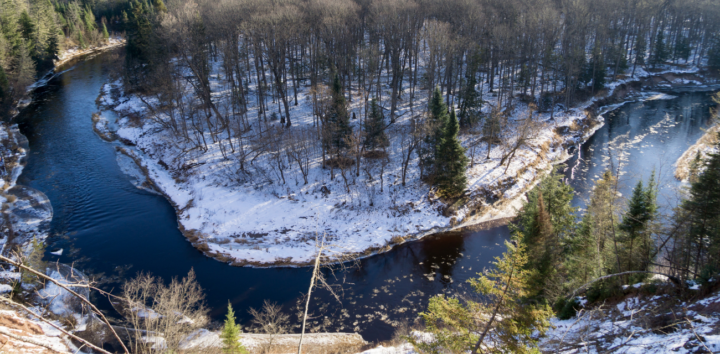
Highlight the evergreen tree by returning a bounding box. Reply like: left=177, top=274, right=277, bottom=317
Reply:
left=619, top=177, right=657, bottom=277
left=458, top=71, right=481, bottom=128
left=83, top=7, right=96, bottom=32
left=363, top=98, right=388, bottom=150
left=673, top=35, right=691, bottom=62
left=324, top=72, right=351, bottom=151
left=580, top=49, right=606, bottom=92
left=651, top=30, right=669, bottom=67
left=633, top=33, right=647, bottom=76
left=512, top=168, right=576, bottom=302
left=410, top=240, right=552, bottom=354
left=220, top=303, right=248, bottom=354
left=435, top=110, right=468, bottom=197
left=419, top=86, right=449, bottom=180
left=708, top=37, right=720, bottom=70
left=565, top=212, right=603, bottom=290
left=682, top=134, right=720, bottom=276
left=102, top=23, right=109, bottom=42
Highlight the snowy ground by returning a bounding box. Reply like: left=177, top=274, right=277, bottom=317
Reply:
left=675, top=120, right=719, bottom=181
left=97, top=49, right=714, bottom=266
left=357, top=284, right=720, bottom=354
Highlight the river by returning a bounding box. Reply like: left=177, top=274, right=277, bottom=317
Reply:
left=11, top=52, right=718, bottom=342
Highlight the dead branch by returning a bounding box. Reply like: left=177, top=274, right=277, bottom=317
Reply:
left=0, top=296, right=112, bottom=354
left=0, top=254, right=130, bottom=354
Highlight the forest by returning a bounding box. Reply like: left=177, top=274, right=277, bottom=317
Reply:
left=0, top=0, right=124, bottom=118
left=0, top=0, right=720, bottom=352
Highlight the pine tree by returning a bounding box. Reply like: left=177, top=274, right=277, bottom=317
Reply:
left=459, top=72, right=481, bottom=128
left=419, top=87, right=449, bottom=180
left=619, top=178, right=657, bottom=277
left=651, top=30, right=669, bottom=67
left=102, top=23, right=109, bottom=42
left=674, top=36, right=691, bottom=62
left=410, top=240, right=552, bottom=354
left=435, top=110, right=468, bottom=197
left=682, top=134, right=720, bottom=276
left=324, top=73, right=351, bottom=151
left=220, top=303, right=248, bottom=354
left=363, top=98, right=388, bottom=150
left=709, top=37, right=720, bottom=70
left=512, top=168, right=576, bottom=302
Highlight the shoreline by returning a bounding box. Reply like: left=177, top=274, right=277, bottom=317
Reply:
left=674, top=111, right=719, bottom=181
left=0, top=39, right=127, bottom=256
left=97, top=66, right=719, bottom=267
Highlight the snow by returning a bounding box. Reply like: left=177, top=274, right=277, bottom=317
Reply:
left=96, top=43, right=717, bottom=266
left=0, top=284, right=12, bottom=293
left=360, top=287, right=720, bottom=354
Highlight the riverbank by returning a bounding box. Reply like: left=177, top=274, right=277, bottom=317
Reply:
left=95, top=62, right=718, bottom=267
left=0, top=38, right=127, bottom=257
left=675, top=109, right=719, bottom=181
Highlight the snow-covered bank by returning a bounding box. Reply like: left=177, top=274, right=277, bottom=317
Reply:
left=96, top=60, right=718, bottom=266
left=675, top=115, right=719, bottom=181
left=359, top=283, right=720, bottom=354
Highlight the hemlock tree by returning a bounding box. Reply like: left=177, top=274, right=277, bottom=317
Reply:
left=363, top=98, right=388, bottom=150
left=220, top=303, right=248, bottom=354
left=435, top=110, right=468, bottom=198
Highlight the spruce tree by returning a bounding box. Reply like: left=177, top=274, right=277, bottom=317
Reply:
left=682, top=134, right=720, bottom=276
left=619, top=178, right=657, bottom=276
left=435, top=110, right=468, bottom=197
left=220, top=303, right=247, bottom=354
left=420, top=87, right=449, bottom=180
left=512, top=168, right=576, bottom=302
left=363, top=98, right=388, bottom=150
left=325, top=73, right=351, bottom=151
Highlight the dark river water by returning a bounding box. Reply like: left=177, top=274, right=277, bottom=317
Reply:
left=12, top=52, right=718, bottom=342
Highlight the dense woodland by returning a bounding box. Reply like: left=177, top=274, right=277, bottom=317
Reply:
left=0, top=0, right=123, bottom=118
left=116, top=0, right=720, bottom=196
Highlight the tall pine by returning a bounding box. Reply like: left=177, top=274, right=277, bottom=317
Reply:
left=363, top=98, right=388, bottom=150
left=435, top=110, right=468, bottom=197
left=420, top=87, right=449, bottom=180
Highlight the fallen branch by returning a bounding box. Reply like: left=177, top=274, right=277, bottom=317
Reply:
left=0, top=254, right=130, bottom=354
